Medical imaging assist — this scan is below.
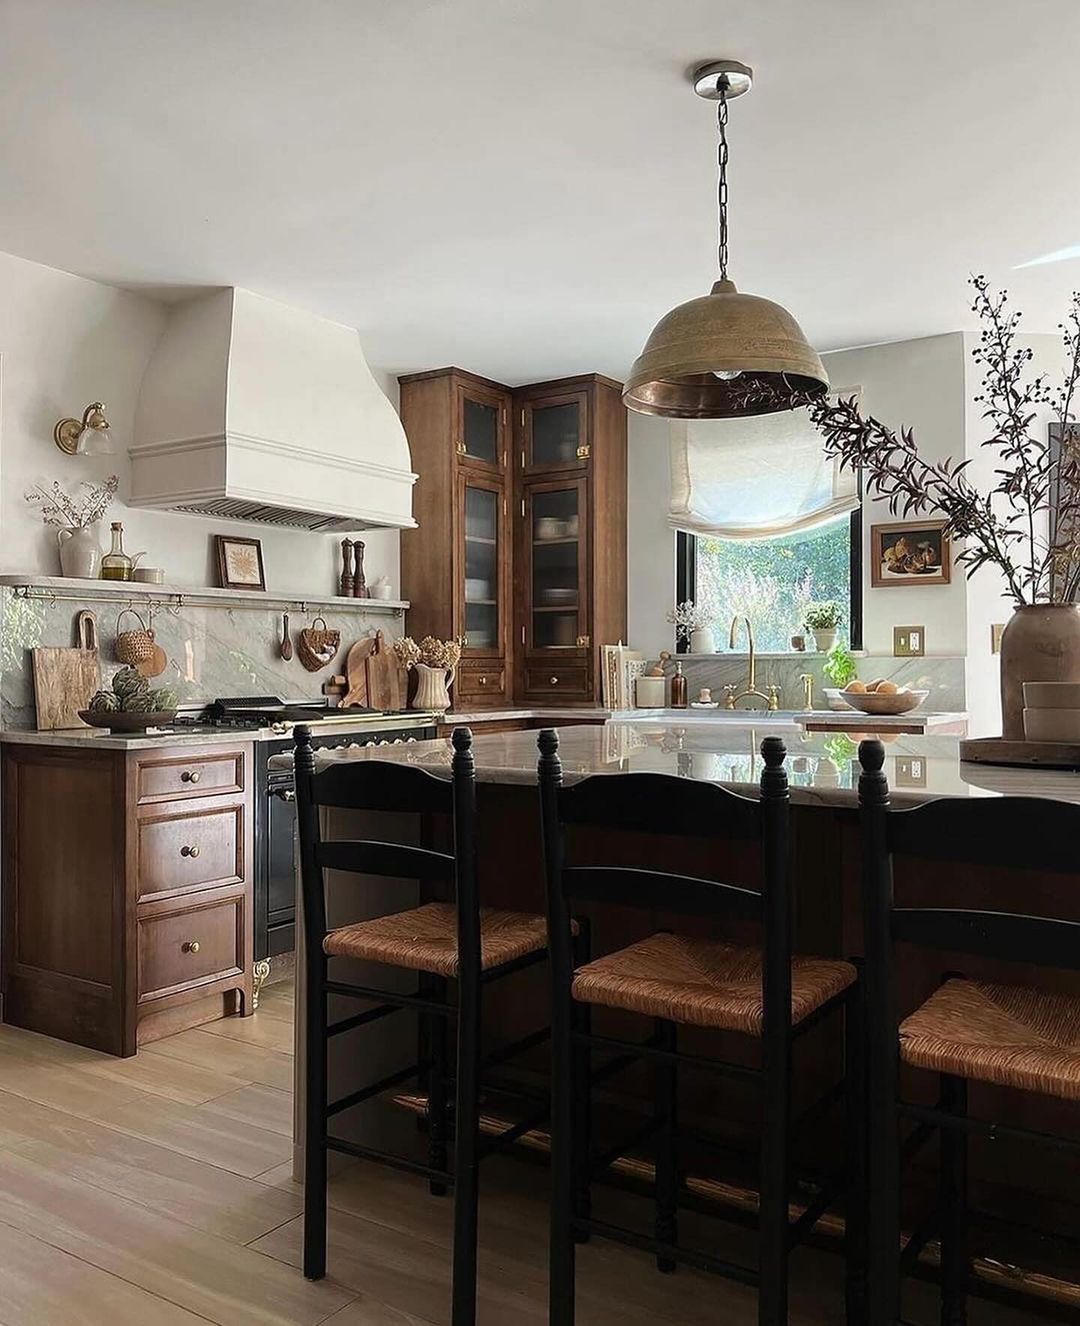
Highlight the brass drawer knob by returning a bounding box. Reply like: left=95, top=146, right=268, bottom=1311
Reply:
left=181, top=770, right=201, bottom=784
left=550, top=676, right=559, bottom=685
left=182, top=940, right=201, bottom=954
left=180, top=844, right=201, bottom=859
left=479, top=676, right=487, bottom=685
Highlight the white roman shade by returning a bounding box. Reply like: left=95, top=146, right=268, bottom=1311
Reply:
left=668, top=388, right=861, bottom=540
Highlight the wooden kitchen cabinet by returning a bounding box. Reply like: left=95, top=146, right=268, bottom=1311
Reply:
left=399, top=368, right=514, bottom=707
left=400, top=369, right=626, bottom=708
left=2, top=740, right=254, bottom=1056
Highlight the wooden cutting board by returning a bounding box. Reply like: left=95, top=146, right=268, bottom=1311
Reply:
left=340, top=636, right=377, bottom=708
left=365, top=631, right=405, bottom=711
left=33, top=614, right=102, bottom=730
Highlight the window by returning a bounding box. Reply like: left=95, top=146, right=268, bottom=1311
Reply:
left=676, top=510, right=862, bottom=652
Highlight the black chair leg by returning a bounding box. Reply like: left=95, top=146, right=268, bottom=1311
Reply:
left=759, top=1030, right=790, bottom=1324
left=844, top=981, right=869, bottom=1326
left=303, top=953, right=328, bottom=1280
left=571, top=920, right=592, bottom=1244
left=550, top=985, right=576, bottom=1324
left=427, top=974, right=449, bottom=1197
left=939, top=1074, right=969, bottom=1326
left=654, top=1018, right=678, bottom=1273
left=451, top=969, right=481, bottom=1326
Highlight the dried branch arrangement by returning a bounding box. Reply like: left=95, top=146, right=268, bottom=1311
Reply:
left=25, top=475, right=119, bottom=528
left=735, top=278, right=1080, bottom=606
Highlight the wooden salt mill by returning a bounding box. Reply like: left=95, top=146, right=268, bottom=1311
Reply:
left=339, top=539, right=355, bottom=597
left=353, top=540, right=368, bottom=598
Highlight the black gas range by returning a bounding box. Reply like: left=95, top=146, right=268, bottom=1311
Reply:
left=192, top=698, right=439, bottom=965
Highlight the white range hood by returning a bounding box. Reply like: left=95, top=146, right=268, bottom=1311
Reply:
left=130, top=288, right=417, bottom=532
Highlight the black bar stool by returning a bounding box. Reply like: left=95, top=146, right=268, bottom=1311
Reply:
left=295, top=724, right=556, bottom=1325
left=539, top=729, right=865, bottom=1326
left=858, top=738, right=1080, bottom=1325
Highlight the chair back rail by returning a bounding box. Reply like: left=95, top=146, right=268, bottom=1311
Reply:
left=892, top=907, right=1080, bottom=971
left=315, top=840, right=453, bottom=882
left=305, top=756, right=453, bottom=815
left=886, top=794, right=1080, bottom=875
left=556, top=769, right=761, bottom=840
left=562, top=864, right=761, bottom=920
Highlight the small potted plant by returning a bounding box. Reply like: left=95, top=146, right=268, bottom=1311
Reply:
left=667, top=600, right=716, bottom=654
left=804, top=601, right=843, bottom=653
left=822, top=641, right=858, bottom=709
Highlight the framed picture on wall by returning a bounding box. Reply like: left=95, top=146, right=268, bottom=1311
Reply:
left=870, top=519, right=951, bottom=588
left=214, top=535, right=266, bottom=591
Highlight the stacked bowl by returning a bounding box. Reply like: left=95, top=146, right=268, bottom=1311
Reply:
left=1022, top=682, right=1080, bottom=743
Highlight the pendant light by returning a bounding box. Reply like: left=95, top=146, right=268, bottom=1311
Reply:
left=623, top=60, right=828, bottom=420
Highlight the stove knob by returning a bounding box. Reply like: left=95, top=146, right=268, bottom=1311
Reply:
left=347, top=742, right=360, bottom=749
left=377, top=739, right=389, bottom=746
left=393, top=738, right=404, bottom=744
left=407, top=737, right=417, bottom=743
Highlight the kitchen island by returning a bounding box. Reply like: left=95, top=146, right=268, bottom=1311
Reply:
left=291, top=719, right=1080, bottom=1314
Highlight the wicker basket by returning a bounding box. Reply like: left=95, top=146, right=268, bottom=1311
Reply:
left=115, top=609, right=156, bottom=665
left=298, top=616, right=341, bottom=672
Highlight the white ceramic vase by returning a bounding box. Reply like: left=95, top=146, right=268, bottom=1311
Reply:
left=57, top=522, right=103, bottom=578
left=813, top=629, right=837, bottom=653
left=412, top=662, right=455, bottom=712
left=689, top=627, right=716, bottom=654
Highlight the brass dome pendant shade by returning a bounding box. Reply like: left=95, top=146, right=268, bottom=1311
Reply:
left=623, top=60, right=828, bottom=420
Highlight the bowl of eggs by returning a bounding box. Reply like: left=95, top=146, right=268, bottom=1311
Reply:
left=839, top=678, right=929, bottom=715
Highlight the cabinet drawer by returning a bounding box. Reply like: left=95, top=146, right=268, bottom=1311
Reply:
left=136, top=750, right=246, bottom=804
left=137, top=805, right=245, bottom=903
left=456, top=662, right=507, bottom=701
left=139, top=894, right=244, bottom=1001
left=524, top=665, right=591, bottom=698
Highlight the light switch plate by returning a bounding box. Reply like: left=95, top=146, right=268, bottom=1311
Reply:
left=893, top=626, right=925, bottom=657
left=991, top=623, right=1005, bottom=654
left=895, top=756, right=927, bottom=788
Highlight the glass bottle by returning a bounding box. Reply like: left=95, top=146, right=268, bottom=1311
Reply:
left=670, top=660, right=688, bottom=709
left=100, top=522, right=133, bottom=581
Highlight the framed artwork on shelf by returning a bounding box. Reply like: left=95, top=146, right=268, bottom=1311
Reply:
left=870, top=519, right=951, bottom=588
left=214, top=535, right=266, bottom=591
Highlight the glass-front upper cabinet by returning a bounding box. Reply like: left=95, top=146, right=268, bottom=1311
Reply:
left=459, top=476, right=505, bottom=655
left=525, top=479, right=588, bottom=651
left=520, top=390, right=590, bottom=475
left=456, top=382, right=507, bottom=472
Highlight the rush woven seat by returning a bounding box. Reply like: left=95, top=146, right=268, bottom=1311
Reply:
left=324, top=901, right=550, bottom=977
left=571, top=932, right=856, bottom=1034
left=900, top=978, right=1080, bottom=1103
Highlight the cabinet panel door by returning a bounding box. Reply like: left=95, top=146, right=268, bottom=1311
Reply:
left=457, top=473, right=508, bottom=660
left=456, top=382, right=507, bottom=472
left=522, top=478, right=590, bottom=657
left=520, top=391, right=590, bottom=475
left=138, top=893, right=244, bottom=1002
left=137, top=805, right=245, bottom=903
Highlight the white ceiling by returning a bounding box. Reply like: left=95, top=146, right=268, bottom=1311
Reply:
left=2, top=0, right=1079, bottom=384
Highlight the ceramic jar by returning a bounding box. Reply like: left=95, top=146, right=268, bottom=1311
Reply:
left=689, top=627, right=716, bottom=654
left=411, top=662, right=455, bottom=712
left=56, top=523, right=103, bottom=578
left=813, top=629, right=838, bottom=653
left=999, top=603, right=1080, bottom=740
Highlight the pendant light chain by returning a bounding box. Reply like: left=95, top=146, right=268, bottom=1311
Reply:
left=717, top=85, right=729, bottom=282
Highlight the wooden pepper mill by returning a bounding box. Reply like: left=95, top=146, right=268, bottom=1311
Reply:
left=353, top=539, right=368, bottom=598
left=339, top=539, right=355, bottom=597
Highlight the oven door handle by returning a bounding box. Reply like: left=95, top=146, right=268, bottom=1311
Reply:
left=270, top=786, right=296, bottom=802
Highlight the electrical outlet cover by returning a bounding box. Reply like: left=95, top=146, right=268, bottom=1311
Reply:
left=893, top=626, right=925, bottom=657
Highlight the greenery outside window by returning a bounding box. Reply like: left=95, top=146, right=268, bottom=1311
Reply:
left=676, top=510, right=862, bottom=653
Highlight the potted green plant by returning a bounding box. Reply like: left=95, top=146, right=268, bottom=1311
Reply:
left=822, top=642, right=858, bottom=709
left=804, top=601, right=843, bottom=653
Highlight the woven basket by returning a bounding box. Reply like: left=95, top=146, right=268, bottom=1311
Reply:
left=115, top=609, right=156, bottom=665
left=298, top=616, right=341, bottom=672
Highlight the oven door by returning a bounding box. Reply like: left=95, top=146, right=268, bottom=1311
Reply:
left=265, top=775, right=298, bottom=958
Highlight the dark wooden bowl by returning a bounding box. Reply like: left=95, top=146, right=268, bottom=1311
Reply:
left=78, top=709, right=178, bottom=732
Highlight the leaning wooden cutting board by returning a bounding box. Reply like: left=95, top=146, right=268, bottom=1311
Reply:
left=364, top=631, right=405, bottom=711
left=32, top=615, right=102, bottom=730
left=340, top=636, right=378, bottom=708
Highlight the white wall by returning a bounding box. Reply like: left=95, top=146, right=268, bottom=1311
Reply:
left=626, top=410, right=675, bottom=658
left=822, top=334, right=969, bottom=656
left=0, top=250, right=401, bottom=595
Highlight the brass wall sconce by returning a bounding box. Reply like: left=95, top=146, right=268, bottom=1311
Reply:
left=54, top=401, right=114, bottom=456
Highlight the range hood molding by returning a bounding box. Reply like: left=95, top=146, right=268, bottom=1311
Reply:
left=130, top=288, right=417, bottom=532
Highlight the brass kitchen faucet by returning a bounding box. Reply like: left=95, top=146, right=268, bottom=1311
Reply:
left=723, top=615, right=780, bottom=711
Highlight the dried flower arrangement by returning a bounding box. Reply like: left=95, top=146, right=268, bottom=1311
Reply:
left=666, top=600, right=714, bottom=643
left=25, top=475, right=119, bottom=528
left=734, top=277, right=1080, bottom=606
left=393, top=635, right=463, bottom=671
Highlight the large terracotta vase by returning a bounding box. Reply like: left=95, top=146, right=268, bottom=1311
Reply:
left=999, top=603, right=1080, bottom=739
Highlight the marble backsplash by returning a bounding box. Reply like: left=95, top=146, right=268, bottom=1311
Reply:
left=0, top=587, right=405, bottom=728
left=655, top=651, right=966, bottom=714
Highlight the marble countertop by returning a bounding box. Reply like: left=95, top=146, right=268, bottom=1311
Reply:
left=443, top=707, right=612, bottom=724
left=0, top=726, right=260, bottom=751
left=290, top=718, right=1080, bottom=806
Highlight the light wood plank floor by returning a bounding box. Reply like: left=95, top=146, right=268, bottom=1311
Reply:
left=0, top=984, right=1033, bottom=1324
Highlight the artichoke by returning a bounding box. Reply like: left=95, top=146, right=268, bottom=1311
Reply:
left=111, top=666, right=149, bottom=702
left=122, top=690, right=157, bottom=713
left=88, top=689, right=119, bottom=713
left=148, top=687, right=178, bottom=712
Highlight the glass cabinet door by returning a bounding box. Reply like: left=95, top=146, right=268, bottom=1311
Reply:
left=460, top=480, right=503, bottom=654
left=527, top=481, right=587, bottom=650
left=457, top=385, right=506, bottom=471
left=522, top=391, right=589, bottom=473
